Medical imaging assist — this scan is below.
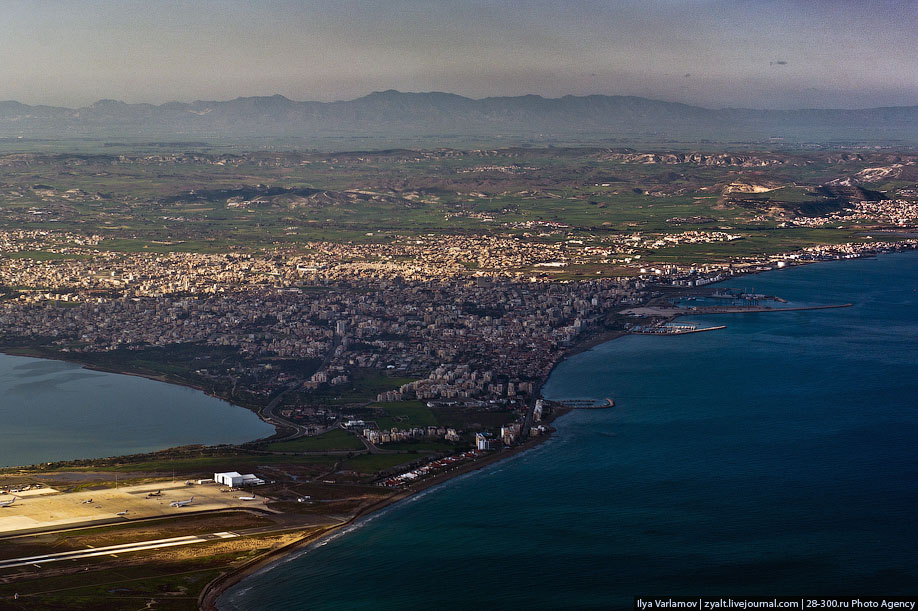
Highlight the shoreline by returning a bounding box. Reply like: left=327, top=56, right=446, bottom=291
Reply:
left=201, top=312, right=623, bottom=608
left=0, top=346, right=287, bottom=443
left=3, top=248, right=916, bottom=607
left=200, top=249, right=918, bottom=609
left=200, top=417, right=564, bottom=610
left=203, top=245, right=918, bottom=609
left=562, top=329, right=627, bottom=359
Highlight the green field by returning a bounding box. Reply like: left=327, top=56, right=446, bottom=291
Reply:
left=649, top=227, right=871, bottom=263
left=370, top=400, right=438, bottom=429
left=383, top=440, right=466, bottom=453
left=344, top=453, right=421, bottom=473
left=0, top=147, right=897, bottom=266
left=432, top=407, right=519, bottom=430
left=52, top=452, right=336, bottom=474
left=262, top=428, right=365, bottom=452
left=305, top=370, right=417, bottom=405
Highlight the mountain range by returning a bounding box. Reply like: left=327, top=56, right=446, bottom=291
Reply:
left=1, top=90, right=916, bottom=144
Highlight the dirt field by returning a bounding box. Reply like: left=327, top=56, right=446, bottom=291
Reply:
left=0, top=480, right=273, bottom=535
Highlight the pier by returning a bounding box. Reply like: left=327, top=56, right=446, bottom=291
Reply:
left=631, top=322, right=727, bottom=335
left=555, top=398, right=615, bottom=409
left=678, top=303, right=853, bottom=315
left=623, top=303, right=853, bottom=318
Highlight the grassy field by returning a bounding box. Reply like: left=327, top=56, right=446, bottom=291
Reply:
left=383, top=440, right=466, bottom=453
left=305, top=370, right=417, bottom=405
left=432, top=407, right=519, bottom=430
left=344, top=453, right=421, bottom=473
left=370, top=400, right=438, bottom=429
left=0, top=147, right=896, bottom=265
left=262, top=428, right=365, bottom=452
left=57, top=452, right=337, bottom=474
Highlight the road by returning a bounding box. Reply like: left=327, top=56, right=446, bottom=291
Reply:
left=258, top=380, right=311, bottom=440
left=258, top=335, right=343, bottom=441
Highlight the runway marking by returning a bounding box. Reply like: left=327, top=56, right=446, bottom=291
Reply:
left=0, top=532, right=240, bottom=570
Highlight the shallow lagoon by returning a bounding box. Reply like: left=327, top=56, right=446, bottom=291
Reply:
left=0, top=354, right=274, bottom=467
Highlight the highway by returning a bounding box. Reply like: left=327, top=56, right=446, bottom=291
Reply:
left=258, top=336, right=343, bottom=441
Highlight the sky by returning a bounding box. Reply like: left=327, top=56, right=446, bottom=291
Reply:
left=2, top=0, right=917, bottom=109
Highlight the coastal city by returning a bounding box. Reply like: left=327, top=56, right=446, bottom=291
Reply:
left=4, top=2, right=918, bottom=608
left=1, top=223, right=915, bottom=436
left=1, top=146, right=917, bottom=609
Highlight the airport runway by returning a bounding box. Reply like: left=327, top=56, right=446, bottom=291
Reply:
left=0, top=531, right=240, bottom=569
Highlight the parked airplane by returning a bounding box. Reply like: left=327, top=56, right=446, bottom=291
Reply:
left=81, top=499, right=93, bottom=504
left=116, top=510, right=128, bottom=516
left=0, top=497, right=16, bottom=508
left=170, top=496, right=194, bottom=507
left=238, top=496, right=257, bottom=501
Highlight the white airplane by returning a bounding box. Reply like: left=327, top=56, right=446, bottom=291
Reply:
left=81, top=499, right=93, bottom=504
left=237, top=496, right=257, bottom=501
left=170, top=496, right=194, bottom=507
left=116, top=510, right=128, bottom=516
left=0, top=497, right=16, bottom=508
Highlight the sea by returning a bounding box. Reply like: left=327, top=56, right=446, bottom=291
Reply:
left=213, top=250, right=911, bottom=609
left=0, top=355, right=274, bottom=467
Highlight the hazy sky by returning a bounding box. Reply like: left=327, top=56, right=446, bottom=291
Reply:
left=3, top=0, right=917, bottom=109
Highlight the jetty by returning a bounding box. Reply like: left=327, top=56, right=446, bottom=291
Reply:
left=631, top=322, right=726, bottom=335
left=678, top=303, right=853, bottom=315
left=555, top=398, right=615, bottom=409
left=623, top=303, right=853, bottom=317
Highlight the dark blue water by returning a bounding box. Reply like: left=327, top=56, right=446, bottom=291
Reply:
left=0, top=354, right=274, bottom=467
left=220, top=252, right=918, bottom=610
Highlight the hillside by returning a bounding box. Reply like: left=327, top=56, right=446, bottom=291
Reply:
left=1, top=91, right=917, bottom=144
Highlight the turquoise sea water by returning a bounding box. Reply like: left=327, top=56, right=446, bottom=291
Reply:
left=220, top=252, right=918, bottom=610
left=0, top=355, right=274, bottom=467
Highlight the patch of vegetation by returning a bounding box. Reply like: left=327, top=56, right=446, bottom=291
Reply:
left=343, top=453, right=420, bottom=473
left=370, top=400, right=438, bottom=429
left=261, top=428, right=365, bottom=452
left=305, top=369, right=416, bottom=405
left=383, top=439, right=467, bottom=453
left=432, top=407, right=519, bottom=431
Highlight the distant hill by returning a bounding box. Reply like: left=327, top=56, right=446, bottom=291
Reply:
left=1, top=90, right=917, bottom=144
